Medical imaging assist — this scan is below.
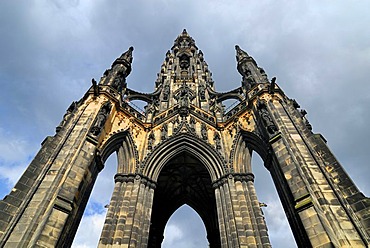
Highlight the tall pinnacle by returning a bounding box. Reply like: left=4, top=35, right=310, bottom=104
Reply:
left=112, top=46, right=134, bottom=68
left=172, top=29, right=197, bottom=50
left=235, top=45, right=269, bottom=88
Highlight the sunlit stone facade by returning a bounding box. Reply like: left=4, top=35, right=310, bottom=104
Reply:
left=0, top=30, right=369, bottom=247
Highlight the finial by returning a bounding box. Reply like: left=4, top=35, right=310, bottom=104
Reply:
left=182, top=29, right=187, bottom=34
left=235, top=45, right=249, bottom=63
left=112, top=46, right=134, bottom=68
left=121, top=46, right=134, bottom=63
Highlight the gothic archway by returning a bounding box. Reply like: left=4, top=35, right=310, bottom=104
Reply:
left=142, top=133, right=225, bottom=247
left=148, top=151, right=221, bottom=247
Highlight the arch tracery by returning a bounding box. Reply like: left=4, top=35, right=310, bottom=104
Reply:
left=142, top=132, right=226, bottom=182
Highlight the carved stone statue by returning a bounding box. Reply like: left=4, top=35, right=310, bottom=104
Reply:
left=148, top=132, right=155, bottom=150
left=92, top=78, right=99, bottom=96
left=160, top=124, right=168, bottom=141
left=259, top=67, right=269, bottom=81
left=179, top=86, right=190, bottom=108
left=90, top=102, right=112, bottom=136
left=199, top=84, right=206, bottom=100
left=257, top=99, right=278, bottom=135
left=201, top=123, right=208, bottom=141
left=214, top=133, right=222, bottom=151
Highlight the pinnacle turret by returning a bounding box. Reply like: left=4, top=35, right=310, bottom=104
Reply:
left=112, top=46, right=134, bottom=69
left=235, top=45, right=269, bottom=90
left=97, top=46, right=134, bottom=98
left=148, top=30, right=217, bottom=117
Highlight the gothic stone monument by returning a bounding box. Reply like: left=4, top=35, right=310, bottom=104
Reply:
left=0, top=30, right=369, bottom=247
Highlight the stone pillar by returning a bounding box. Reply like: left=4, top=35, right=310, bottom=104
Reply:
left=98, top=174, right=155, bottom=248
left=214, top=173, right=271, bottom=248
left=263, top=97, right=369, bottom=247
left=1, top=97, right=107, bottom=247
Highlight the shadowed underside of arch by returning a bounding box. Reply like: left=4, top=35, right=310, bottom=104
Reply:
left=148, top=151, right=221, bottom=248
left=143, top=133, right=226, bottom=182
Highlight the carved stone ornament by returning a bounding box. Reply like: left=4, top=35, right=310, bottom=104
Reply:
left=90, top=101, right=112, bottom=136
left=148, top=132, right=155, bottom=150
left=199, top=84, right=206, bottom=101
left=214, top=132, right=222, bottom=151
left=257, top=99, right=278, bottom=135
left=160, top=124, right=168, bottom=141
left=112, top=71, right=126, bottom=92
left=92, top=78, right=99, bottom=96
left=201, top=123, right=208, bottom=141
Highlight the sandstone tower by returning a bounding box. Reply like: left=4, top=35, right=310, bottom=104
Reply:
left=0, top=30, right=369, bottom=247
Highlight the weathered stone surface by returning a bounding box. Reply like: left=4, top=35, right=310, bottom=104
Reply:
left=0, top=31, right=369, bottom=248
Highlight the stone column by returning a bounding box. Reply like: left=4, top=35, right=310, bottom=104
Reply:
left=265, top=98, right=368, bottom=247
left=214, top=173, right=271, bottom=248
left=98, top=174, right=155, bottom=248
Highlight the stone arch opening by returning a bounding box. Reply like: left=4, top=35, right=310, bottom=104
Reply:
left=143, top=133, right=225, bottom=182
left=72, top=154, right=117, bottom=247
left=162, top=204, right=208, bottom=247
left=148, top=151, right=221, bottom=248
left=69, top=131, right=138, bottom=246
left=239, top=130, right=310, bottom=245
left=251, top=151, right=296, bottom=246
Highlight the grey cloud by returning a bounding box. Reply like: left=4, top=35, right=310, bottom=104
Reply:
left=1, top=1, right=369, bottom=247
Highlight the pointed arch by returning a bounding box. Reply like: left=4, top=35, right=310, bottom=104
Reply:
left=240, top=130, right=271, bottom=169
left=230, top=133, right=252, bottom=173
left=142, top=133, right=226, bottom=182
left=100, top=130, right=139, bottom=173
left=162, top=204, right=208, bottom=247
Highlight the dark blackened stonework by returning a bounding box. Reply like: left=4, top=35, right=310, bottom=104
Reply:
left=0, top=30, right=369, bottom=248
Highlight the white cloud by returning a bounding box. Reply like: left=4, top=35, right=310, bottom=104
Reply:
left=163, top=224, right=184, bottom=246
left=72, top=210, right=107, bottom=248
left=0, top=128, right=37, bottom=194
left=162, top=205, right=208, bottom=248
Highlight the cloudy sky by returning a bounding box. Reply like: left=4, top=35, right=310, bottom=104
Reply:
left=1, top=1, right=369, bottom=247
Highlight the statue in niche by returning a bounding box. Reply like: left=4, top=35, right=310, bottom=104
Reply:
left=241, top=67, right=257, bottom=89
left=180, top=38, right=189, bottom=47
left=160, top=124, right=168, bottom=141
left=148, top=132, right=155, bottom=150
left=112, top=71, right=127, bottom=93
left=179, top=85, right=190, bottom=108
left=201, top=123, right=208, bottom=141
left=90, top=102, right=112, bottom=136
left=163, top=85, right=170, bottom=101
left=214, top=133, right=222, bottom=151
left=189, top=116, right=196, bottom=132
left=165, top=50, right=171, bottom=62
left=199, top=84, right=206, bottom=100
left=257, top=99, right=278, bottom=135
left=179, top=54, right=190, bottom=69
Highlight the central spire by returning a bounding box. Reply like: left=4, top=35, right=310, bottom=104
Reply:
left=149, top=29, right=215, bottom=117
